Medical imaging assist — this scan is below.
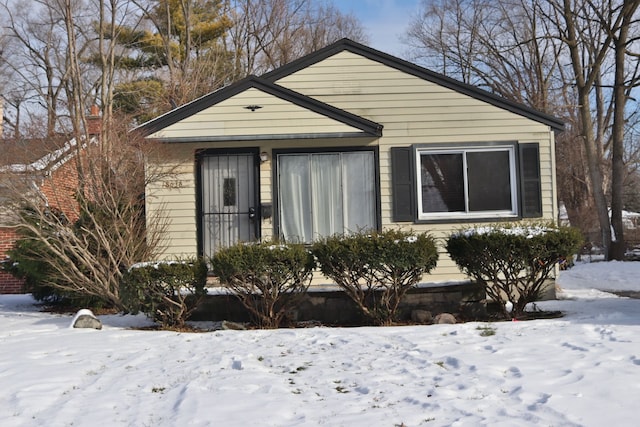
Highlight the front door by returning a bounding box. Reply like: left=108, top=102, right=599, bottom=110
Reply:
left=198, top=150, right=259, bottom=257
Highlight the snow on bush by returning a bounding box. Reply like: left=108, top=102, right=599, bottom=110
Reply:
left=446, top=223, right=582, bottom=319
left=312, top=229, right=438, bottom=325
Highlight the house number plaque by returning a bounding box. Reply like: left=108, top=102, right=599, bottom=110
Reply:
left=162, top=180, right=184, bottom=189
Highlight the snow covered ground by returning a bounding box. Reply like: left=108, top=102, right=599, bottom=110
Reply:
left=1, top=261, right=639, bottom=427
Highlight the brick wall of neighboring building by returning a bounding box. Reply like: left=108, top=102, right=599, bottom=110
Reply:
left=0, top=227, right=25, bottom=294
left=1, top=109, right=100, bottom=294
left=0, top=148, right=82, bottom=294
left=38, top=152, right=81, bottom=222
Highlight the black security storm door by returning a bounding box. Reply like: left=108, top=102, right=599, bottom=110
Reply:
left=198, top=151, right=259, bottom=257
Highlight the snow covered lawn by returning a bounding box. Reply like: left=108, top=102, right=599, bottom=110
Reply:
left=1, top=261, right=639, bottom=426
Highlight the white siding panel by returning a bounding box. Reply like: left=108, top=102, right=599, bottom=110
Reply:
left=146, top=146, right=199, bottom=260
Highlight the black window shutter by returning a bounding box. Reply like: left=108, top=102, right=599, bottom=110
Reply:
left=391, top=147, right=416, bottom=222
left=519, top=143, right=542, bottom=218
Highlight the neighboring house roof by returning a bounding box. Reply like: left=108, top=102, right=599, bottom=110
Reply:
left=263, top=38, right=564, bottom=132
left=0, top=137, right=72, bottom=168
left=0, top=138, right=76, bottom=173
left=137, top=75, right=383, bottom=140
left=0, top=136, right=81, bottom=215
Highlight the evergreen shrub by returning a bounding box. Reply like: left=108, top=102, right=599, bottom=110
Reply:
left=5, top=207, right=106, bottom=307
left=5, top=236, right=59, bottom=302
left=210, top=242, right=315, bottom=328
left=120, top=259, right=208, bottom=328
left=312, top=230, right=438, bottom=325
left=446, top=223, right=583, bottom=319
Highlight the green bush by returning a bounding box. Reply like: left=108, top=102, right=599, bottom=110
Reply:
left=312, top=230, right=438, bottom=325
left=5, top=242, right=106, bottom=307
left=4, top=236, right=57, bottom=301
left=4, top=207, right=107, bottom=308
left=4, top=207, right=60, bottom=301
left=120, top=259, right=208, bottom=328
left=446, top=223, right=583, bottom=319
left=210, top=242, right=315, bottom=328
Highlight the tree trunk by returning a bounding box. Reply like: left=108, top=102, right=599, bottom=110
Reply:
left=561, top=0, right=618, bottom=257
left=579, top=88, right=613, bottom=256
left=609, top=43, right=627, bottom=260
left=608, top=0, right=640, bottom=260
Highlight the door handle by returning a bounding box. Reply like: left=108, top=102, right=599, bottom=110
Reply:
left=248, top=207, right=256, bottom=219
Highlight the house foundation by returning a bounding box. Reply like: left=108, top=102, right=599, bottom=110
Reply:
left=190, top=282, right=486, bottom=325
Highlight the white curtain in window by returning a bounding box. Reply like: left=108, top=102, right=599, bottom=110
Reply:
left=279, top=155, right=311, bottom=242
left=279, top=151, right=376, bottom=242
left=343, top=152, right=375, bottom=233
left=311, top=154, right=342, bottom=238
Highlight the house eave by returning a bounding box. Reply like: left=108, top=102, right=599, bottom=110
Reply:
left=149, top=132, right=380, bottom=143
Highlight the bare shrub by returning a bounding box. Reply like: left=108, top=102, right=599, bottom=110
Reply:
left=2, top=126, right=173, bottom=309
left=312, top=230, right=439, bottom=325
left=210, top=241, right=315, bottom=328
left=446, top=223, right=583, bottom=319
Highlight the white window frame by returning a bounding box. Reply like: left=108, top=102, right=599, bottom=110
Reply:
left=415, top=145, right=518, bottom=220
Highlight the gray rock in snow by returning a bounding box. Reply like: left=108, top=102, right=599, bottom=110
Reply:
left=221, top=320, right=246, bottom=330
left=71, top=309, right=102, bottom=330
left=434, top=313, right=457, bottom=324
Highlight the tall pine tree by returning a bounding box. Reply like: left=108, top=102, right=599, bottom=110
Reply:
left=93, top=0, right=232, bottom=124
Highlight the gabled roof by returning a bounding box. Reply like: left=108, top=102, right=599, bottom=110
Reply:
left=136, top=76, right=383, bottom=139
left=0, top=136, right=73, bottom=169
left=263, top=38, right=564, bottom=132
left=0, top=136, right=81, bottom=208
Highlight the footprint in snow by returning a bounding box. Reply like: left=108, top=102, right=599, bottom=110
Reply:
left=506, top=366, right=522, bottom=378
left=561, top=342, right=588, bottom=352
left=445, top=356, right=460, bottom=369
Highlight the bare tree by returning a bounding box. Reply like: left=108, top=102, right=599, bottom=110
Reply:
left=1, top=0, right=73, bottom=136
left=94, top=0, right=134, bottom=146
left=0, top=0, right=136, bottom=138
left=3, top=124, right=173, bottom=308
left=405, top=0, right=566, bottom=111
left=547, top=0, right=640, bottom=259
left=0, top=25, right=9, bottom=98
left=227, top=0, right=369, bottom=77
left=404, top=0, right=591, bottom=234
left=1, top=1, right=175, bottom=306
left=608, top=0, right=640, bottom=258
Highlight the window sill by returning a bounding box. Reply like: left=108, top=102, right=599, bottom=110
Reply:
left=413, top=214, right=521, bottom=225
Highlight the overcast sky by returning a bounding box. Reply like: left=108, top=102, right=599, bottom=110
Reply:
left=335, top=0, right=422, bottom=57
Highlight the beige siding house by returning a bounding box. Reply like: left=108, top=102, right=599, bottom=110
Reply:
left=138, top=39, right=563, bottom=284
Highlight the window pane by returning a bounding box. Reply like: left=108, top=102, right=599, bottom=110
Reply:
left=343, top=151, right=376, bottom=233
left=420, top=153, right=465, bottom=212
left=279, top=151, right=377, bottom=242
left=311, top=154, right=343, bottom=238
left=279, top=155, right=312, bottom=242
left=223, top=178, right=236, bottom=206
left=467, top=151, right=512, bottom=211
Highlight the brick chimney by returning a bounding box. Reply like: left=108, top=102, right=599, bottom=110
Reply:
left=86, top=104, right=101, bottom=137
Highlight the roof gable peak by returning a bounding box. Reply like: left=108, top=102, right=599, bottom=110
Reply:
left=263, top=38, right=564, bottom=131
left=137, top=74, right=382, bottom=138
